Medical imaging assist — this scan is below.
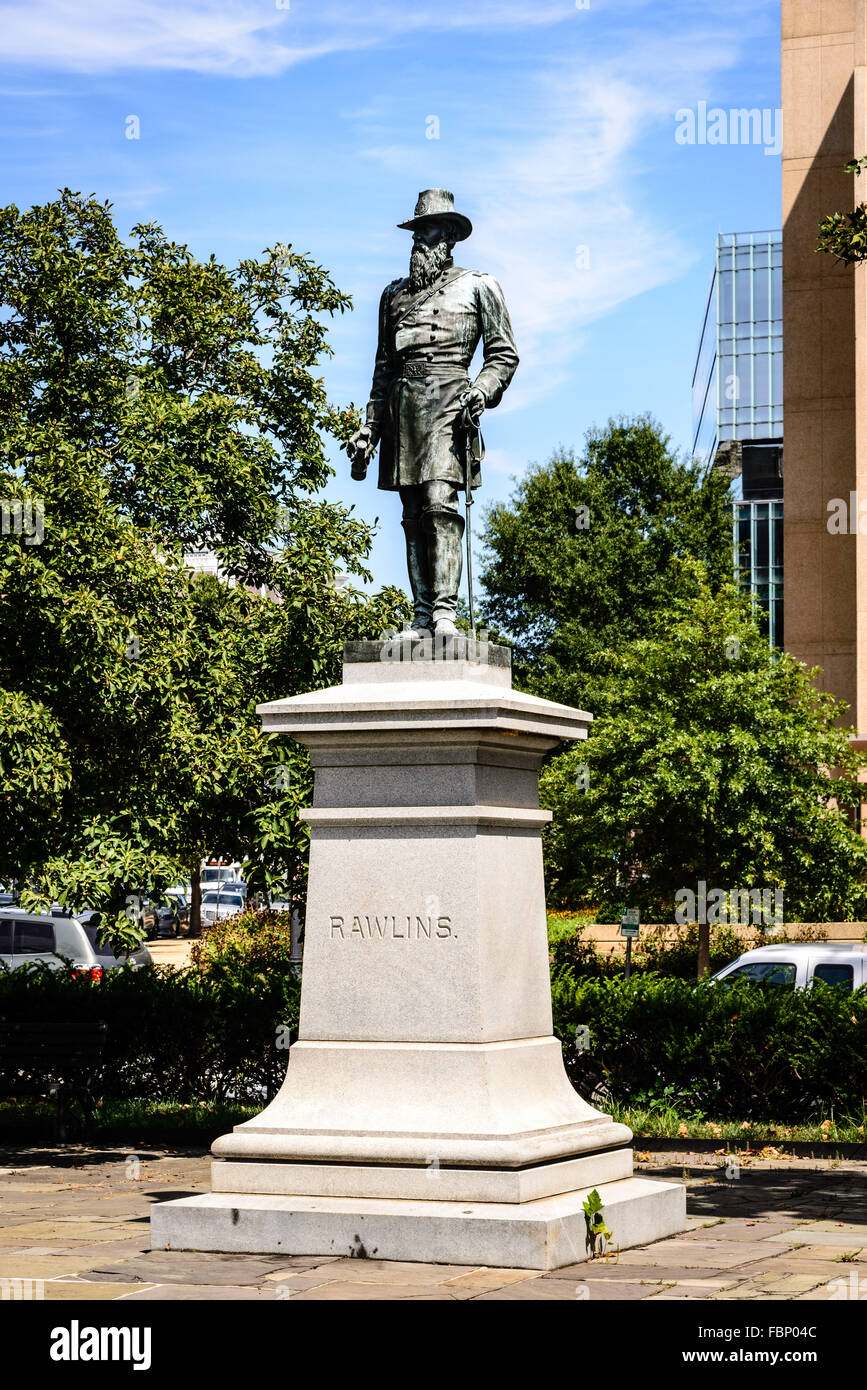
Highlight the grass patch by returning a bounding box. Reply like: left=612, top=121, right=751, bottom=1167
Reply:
left=5, top=1094, right=865, bottom=1152
left=547, top=909, right=600, bottom=945
left=608, top=1102, right=867, bottom=1146
left=0, top=1097, right=258, bottom=1146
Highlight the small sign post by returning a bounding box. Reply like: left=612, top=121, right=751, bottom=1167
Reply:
left=620, top=907, right=640, bottom=980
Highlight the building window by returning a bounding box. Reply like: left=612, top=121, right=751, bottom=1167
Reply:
left=694, top=230, right=784, bottom=647
left=733, top=499, right=784, bottom=648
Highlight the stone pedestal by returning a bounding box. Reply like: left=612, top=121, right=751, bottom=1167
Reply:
left=151, top=638, right=685, bottom=1269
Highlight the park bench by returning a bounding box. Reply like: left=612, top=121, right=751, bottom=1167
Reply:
left=0, top=1020, right=108, bottom=1141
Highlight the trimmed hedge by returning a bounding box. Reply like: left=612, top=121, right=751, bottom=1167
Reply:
left=552, top=970, right=867, bottom=1122
left=0, top=911, right=301, bottom=1109
left=548, top=920, right=749, bottom=980
left=2, top=910, right=865, bottom=1127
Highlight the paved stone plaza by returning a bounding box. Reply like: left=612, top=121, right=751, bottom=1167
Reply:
left=1, top=1146, right=864, bottom=1301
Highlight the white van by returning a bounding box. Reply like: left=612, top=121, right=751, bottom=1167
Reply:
left=200, top=858, right=244, bottom=887
left=711, top=943, right=867, bottom=994
left=0, top=909, right=152, bottom=976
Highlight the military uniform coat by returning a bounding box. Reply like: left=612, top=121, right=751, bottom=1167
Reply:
left=364, top=260, right=519, bottom=492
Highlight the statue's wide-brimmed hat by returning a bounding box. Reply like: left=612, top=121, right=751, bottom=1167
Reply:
left=397, top=188, right=472, bottom=241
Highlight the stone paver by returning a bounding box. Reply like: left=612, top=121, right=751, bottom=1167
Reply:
left=766, top=1227, right=867, bottom=1247
left=774, top=1245, right=864, bottom=1262
left=0, top=1220, right=146, bottom=1246
left=285, top=1281, right=460, bottom=1301
left=554, top=1260, right=733, bottom=1282
left=121, top=1283, right=281, bottom=1301
left=0, top=1146, right=864, bottom=1300
left=618, top=1238, right=788, bottom=1268
left=88, top=1252, right=302, bottom=1284
left=439, top=1267, right=543, bottom=1293
left=10, top=1238, right=151, bottom=1262
left=275, top=1257, right=487, bottom=1287
left=266, top=1273, right=344, bottom=1293
left=0, top=1254, right=123, bottom=1279
left=477, top=1275, right=656, bottom=1300
left=43, top=1281, right=159, bottom=1301
left=714, top=1271, right=831, bottom=1300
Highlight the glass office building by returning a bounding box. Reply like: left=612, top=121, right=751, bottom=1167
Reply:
left=692, top=230, right=784, bottom=647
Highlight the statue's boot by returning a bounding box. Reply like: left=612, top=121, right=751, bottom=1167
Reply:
left=423, top=504, right=465, bottom=635
left=401, top=516, right=434, bottom=633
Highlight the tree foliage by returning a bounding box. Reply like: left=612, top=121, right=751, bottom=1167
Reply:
left=0, top=190, right=408, bottom=939
left=479, top=417, right=733, bottom=708
left=816, top=158, right=867, bottom=265
left=540, top=567, right=867, bottom=938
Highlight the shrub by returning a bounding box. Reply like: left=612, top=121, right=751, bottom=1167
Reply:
left=192, top=907, right=297, bottom=984
left=552, top=970, right=867, bottom=1121
left=4, top=914, right=864, bottom=1130
left=547, top=920, right=748, bottom=981
left=548, top=922, right=610, bottom=978
left=631, top=923, right=748, bottom=978
left=0, top=913, right=301, bottom=1114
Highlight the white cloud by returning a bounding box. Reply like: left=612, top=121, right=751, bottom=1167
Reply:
left=479, top=446, right=528, bottom=480
left=0, top=0, right=573, bottom=76
left=356, top=29, right=744, bottom=412
left=0, top=0, right=775, bottom=425
left=111, top=184, right=173, bottom=210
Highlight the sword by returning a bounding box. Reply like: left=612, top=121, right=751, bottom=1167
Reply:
left=460, top=397, right=483, bottom=641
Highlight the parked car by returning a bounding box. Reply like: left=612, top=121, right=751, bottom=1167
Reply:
left=711, top=943, right=867, bottom=994
left=121, top=895, right=160, bottom=941
left=207, top=880, right=248, bottom=903
left=70, top=908, right=102, bottom=929
left=156, top=890, right=191, bottom=938
left=200, top=888, right=245, bottom=927
left=50, top=904, right=99, bottom=926
left=0, top=908, right=152, bottom=975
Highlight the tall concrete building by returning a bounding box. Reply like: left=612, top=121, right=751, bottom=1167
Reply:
left=782, top=0, right=867, bottom=728
left=693, top=230, right=784, bottom=647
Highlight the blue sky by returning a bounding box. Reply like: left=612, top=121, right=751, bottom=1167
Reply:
left=0, top=0, right=782, bottom=591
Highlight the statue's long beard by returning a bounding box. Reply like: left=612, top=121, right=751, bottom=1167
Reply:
left=409, top=240, right=451, bottom=292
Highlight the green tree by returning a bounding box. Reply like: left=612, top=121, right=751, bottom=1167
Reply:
left=540, top=567, right=867, bottom=977
left=0, top=190, right=407, bottom=941
left=160, top=567, right=403, bottom=923
left=816, top=157, right=867, bottom=264
left=479, top=417, right=733, bottom=708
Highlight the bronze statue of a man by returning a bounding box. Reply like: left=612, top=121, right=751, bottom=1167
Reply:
left=347, top=189, right=519, bottom=637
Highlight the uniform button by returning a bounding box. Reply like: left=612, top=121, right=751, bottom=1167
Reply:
left=433, top=308, right=439, bottom=314
left=426, top=354, right=434, bottom=360
left=430, top=334, right=436, bottom=341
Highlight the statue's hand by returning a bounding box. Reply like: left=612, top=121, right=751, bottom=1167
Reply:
left=347, top=424, right=374, bottom=479
left=459, top=387, right=486, bottom=430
